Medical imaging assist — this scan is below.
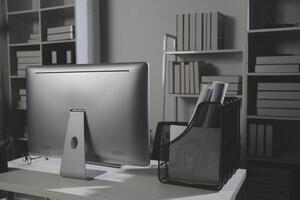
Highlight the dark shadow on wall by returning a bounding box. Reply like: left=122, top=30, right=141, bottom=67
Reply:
left=100, top=0, right=110, bottom=63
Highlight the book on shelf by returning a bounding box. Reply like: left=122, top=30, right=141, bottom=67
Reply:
left=203, top=13, right=207, bottom=51
left=194, top=61, right=202, bottom=94
left=168, top=61, right=174, bottom=94
left=17, top=101, right=27, bottom=110
left=180, top=62, right=185, bottom=94
left=66, top=50, right=72, bottom=64
left=17, top=57, right=40, bottom=64
left=189, top=62, right=194, bottom=94
left=183, top=14, right=190, bottom=51
left=30, top=33, right=40, bottom=40
left=256, top=124, right=265, bottom=157
left=248, top=123, right=257, bottom=156
left=201, top=76, right=241, bottom=83
left=185, top=62, right=190, bottom=94
left=190, top=13, right=196, bottom=51
left=51, top=51, right=57, bottom=64
left=257, top=82, right=300, bottom=91
left=19, top=89, right=26, bottom=96
left=47, top=25, right=75, bottom=35
left=201, top=83, right=241, bottom=91
left=20, top=96, right=27, bottom=102
left=16, top=50, right=40, bottom=57
left=28, top=39, right=40, bottom=44
left=257, top=99, right=300, bottom=109
left=256, top=55, right=300, bottom=65
left=174, top=62, right=181, bottom=94
left=207, top=12, right=211, bottom=50
left=47, top=32, right=74, bottom=41
left=196, top=13, right=203, bottom=51
left=255, top=64, right=299, bottom=73
left=257, top=108, right=300, bottom=118
left=265, top=125, right=273, bottom=157
left=176, top=14, right=184, bottom=51
left=17, top=70, right=26, bottom=76
left=211, top=12, right=225, bottom=50
left=257, top=91, right=300, bottom=100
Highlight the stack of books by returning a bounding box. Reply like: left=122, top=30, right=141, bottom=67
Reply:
left=47, top=25, right=75, bottom=41
left=168, top=61, right=204, bottom=95
left=16, top=50, right=41, bottom=76
left=247, top=166, right=292, bottom=200
left=17, top=89, right=27, bottom=110
left=201, top=76, right=242, bottom=96
left=255, top=55, right=300, bottom=73
left=257, top=82, right=300, bottom=117
left=176, top=12, right=225, bottom=51
left=248, top=123, right=275, bottom=157
left=28, top=33, right=40, bottom=43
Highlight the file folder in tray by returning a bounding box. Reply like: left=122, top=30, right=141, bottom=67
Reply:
left=157, top=97, right=240, bottom=190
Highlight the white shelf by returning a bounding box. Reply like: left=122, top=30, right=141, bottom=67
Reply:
left=248, top=27, right=300, bottom=34
left=247, top=72, right=300, bottom=76
left=10, top=75, right=26, bottom=79
left=165, top=49, right=243, bottom=55
left=247, top=115, right=300, bottom=121
left=8, top=9, right=39, bottom=15
left=42, top=39, right=76, bottom=45
left=9, top=42, right=40, bottom=47
left=169, top=94, right=242, bottom=98
left=40, top=4, right=75, bottom=12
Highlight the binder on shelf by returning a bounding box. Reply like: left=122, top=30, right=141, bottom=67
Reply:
left=194, top=61, right=201, bottom=94
left=157, top=97, right=240, bottom=190
left=256, top=55, right=300, bottom=65
left=47, top=32, right=74, bottom=41
left=185, top=62, right=190, bottom=94
left=190, top=13, right=196, bottom=51
left=17, top=57, right=40, bottom=64
left=207, top=12, right=212, bottom=50
left=189, top=62, right=195, bottom=94
left=255, top=64, right=299, bottom=73
left=180, top=62, right=185, bottom=94
left=174, top=62, right=181, bottom=94
left=66, top=50, right=72, bottom=64
left=257, top=82, right=300, bottom=91
left=176, top=14, right=184, bottom=51
left=196, top=13, right=203, bottom=51
left=47, top=25, right=75, bottom=35
left=51, top=51, right=57, bottom=64
left=257, top=91, right=300, bottom=100
left=248, top=123, right=257, bottom=156
left=256, top=124, right=265, bottom=157
left=16, top=51, right=40, bottom=57
left=265, top=125, right=273, bottom=157
left=168, top=62, right=174, bottom=94
left=183, top=14, right=190, bottom=51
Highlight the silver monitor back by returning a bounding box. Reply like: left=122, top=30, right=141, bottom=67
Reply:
left=27, top=63, right=150, bottom=166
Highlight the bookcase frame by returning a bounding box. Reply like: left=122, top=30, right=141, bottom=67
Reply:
left=4, top=0, right=100, bottom=159
left=246, top=0, right=300, bottom=199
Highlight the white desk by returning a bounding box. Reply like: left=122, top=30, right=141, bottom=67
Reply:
left=0, top=158, right=246, bottom=200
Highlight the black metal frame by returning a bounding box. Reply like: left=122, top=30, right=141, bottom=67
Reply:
left=157, top=97, right=240, bottom=190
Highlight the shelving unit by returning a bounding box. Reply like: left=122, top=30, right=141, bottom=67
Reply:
left=162, top=33, right=244, bottom=123
left=4, top=0, right=100, bottom=159
left=246, top=0, right=300, bottom=199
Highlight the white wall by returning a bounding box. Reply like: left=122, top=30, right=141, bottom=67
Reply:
left=100, top=0, right=247, bottom=137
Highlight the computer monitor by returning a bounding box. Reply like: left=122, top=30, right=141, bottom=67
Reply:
left=27, top=63, right=150, bottom=168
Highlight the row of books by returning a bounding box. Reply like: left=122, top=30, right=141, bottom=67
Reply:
left=176, top=12, right=225, bottom=51
left=256, top=82, right=300, bottom=117
left=51, top=50, right=74, bottom=64
left=47, top=25, right=75, bottom=41
left=17, top=89, right=27, bottom=110
left=16, top=50, right=41, bottom=76
left=255, top=55, right=300, bottom=73
left=168, top=61, right=202, bottom=94
left=248, top=123, right=274, bottom=158
left=201, top=76, right=242, bottom=96
left=247, top=166, right=292, bottom=200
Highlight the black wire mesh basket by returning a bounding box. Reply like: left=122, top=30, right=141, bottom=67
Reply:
left=157, top=97, right=240, bottom=190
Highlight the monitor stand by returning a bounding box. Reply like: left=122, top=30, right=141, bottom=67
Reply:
left=60, top=109, right=89, bottom=180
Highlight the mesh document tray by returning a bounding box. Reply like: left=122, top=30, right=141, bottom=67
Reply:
left=157, top=97, right=240, bottom=190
